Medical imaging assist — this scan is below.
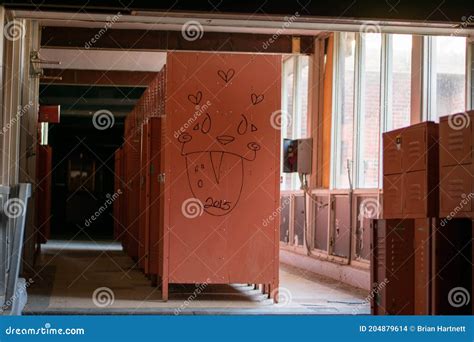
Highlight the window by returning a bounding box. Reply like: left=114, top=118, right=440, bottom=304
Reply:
left=386, top=34, right=412, bottom=130
left=332, top=32, right=413, bottom=189
left=427, top=36, right=466, bottom=121
left=281, top=56, right=310, bottom=190
left=357, top=33, right=381, bottom=188
left=333, top=32, right=356, bottom=189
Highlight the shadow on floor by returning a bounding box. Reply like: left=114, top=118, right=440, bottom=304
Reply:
left=25, top=240, right=370, bottom=315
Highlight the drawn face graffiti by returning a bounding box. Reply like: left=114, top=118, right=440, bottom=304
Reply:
left=177, top=71, right=265, bottom=216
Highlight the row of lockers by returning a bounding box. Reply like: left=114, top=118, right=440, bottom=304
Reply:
left=371, top=218, right=472, bottom=315
left=114, top=52, right=282, bottom=301
left=383, top=110, right=474, bottom=219
left=373, top=111, right=474, bottom=315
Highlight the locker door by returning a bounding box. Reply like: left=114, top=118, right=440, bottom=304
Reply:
left=36, top=145, right=52, bottom=243
left=148, top=117, right=162, bottom=279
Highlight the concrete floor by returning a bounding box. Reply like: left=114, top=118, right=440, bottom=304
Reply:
left=25, top=240, right=370, bottom=315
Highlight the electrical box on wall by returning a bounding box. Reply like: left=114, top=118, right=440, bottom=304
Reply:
left=283, top=138, right=312, bottom=174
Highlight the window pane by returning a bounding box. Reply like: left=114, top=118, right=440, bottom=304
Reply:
left=432, top=36, right=466, bottom=120
left=280, top=56, right=309, bottom=191
left=358, top=33, right=381, bottom=188
left=296, top=56, right=309, bottom=138
left=388, top=34, right=412, bottom=130
left=334, top=32, right=356, bottom=189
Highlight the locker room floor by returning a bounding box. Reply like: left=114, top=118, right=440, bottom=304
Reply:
left=24, top=240, right=369, bottom=315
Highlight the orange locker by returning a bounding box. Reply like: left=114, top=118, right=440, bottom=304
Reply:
left=161, top=52, right=281, bottom=301
left=147, top=117, right=164, bottom=285
left=138, top=122, right=150, bottom=272
left=382, top=122, right=439, bottom=219
left=370, top=219, right=415, bottom=315
left=439, top=110, right=474, bottom=218
left=36, top=144, right=53, bottom=244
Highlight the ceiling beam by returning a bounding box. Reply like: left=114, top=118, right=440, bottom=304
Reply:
left=41, top=27, right=314, bottom=54
left=41, top=69, right=157, bottom=87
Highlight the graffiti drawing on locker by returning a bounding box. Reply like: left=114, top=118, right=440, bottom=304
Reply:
left=177, top=69, right=265, bottom=216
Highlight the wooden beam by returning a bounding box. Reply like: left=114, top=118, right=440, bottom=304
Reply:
left=41, top=69, right=157, bottom=87
left=41, top=27, right=314, bottom=54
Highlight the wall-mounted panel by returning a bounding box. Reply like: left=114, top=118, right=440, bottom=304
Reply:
left=313, top=195, right=329, bottom=251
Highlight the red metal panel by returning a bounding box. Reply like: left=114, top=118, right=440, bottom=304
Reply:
left=139, top=122, right=150, bottom=272
left=439, top=164, right=472, bottom=217
left=35, top=145, right=52, bottom=243
left=164, top=52, right=280, bottom=298
left=38, top=105, right=60, bottom=123
left=439, top=111, right=472, bottom=167
left=371, top=219, right=414, bottom=315
left=382, top=174, right=403, bottom=218
left=401, top=123, right=429, bottom=172
left=382, top=121, right=438, bottom=219
left=414, top=218, right=432, bottom=315
left=148, top=117, right=163, bottom=280
left=382, top=128, right=402, bottom=175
